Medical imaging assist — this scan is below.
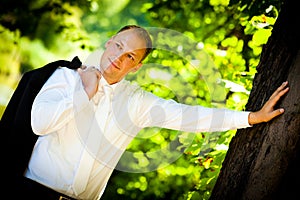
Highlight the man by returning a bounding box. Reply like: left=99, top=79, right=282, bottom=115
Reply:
left=22, top=25, right=288, bottom=200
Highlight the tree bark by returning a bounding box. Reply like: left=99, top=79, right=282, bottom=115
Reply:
left=210, top=0, right=300, bottom=199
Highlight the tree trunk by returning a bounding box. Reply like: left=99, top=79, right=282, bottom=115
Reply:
left=210, top=0, right=300, bottom=199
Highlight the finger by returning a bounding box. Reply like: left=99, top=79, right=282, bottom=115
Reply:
left=80, top=65, right=87, bottom=70
left=92, top=67, right=102, bottom=75
left=86, top=66, right=95, bottom=71
left=270, top=81, right=287, bottom=98
left=95, top=70, right=102, bottom=78
left=270, top=81, right=288, bottom=99
left=87, top=66, right=101, bottom=78
left=278, top=81, right=288, bottom=91
left=277, top=86, right=289, bottom=97
left=269, top=108, right=285, bottom=120
left=264, top=91, right=288, bottom=111
left=269, top=87, right=289, bottom=106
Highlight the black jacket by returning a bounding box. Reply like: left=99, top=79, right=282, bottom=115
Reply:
left=0, top=56, right=82, bottom=186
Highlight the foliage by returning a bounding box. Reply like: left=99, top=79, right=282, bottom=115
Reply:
left=0, top=0, right=91, bottom=36
left=0, top=0, right=282, bottom=199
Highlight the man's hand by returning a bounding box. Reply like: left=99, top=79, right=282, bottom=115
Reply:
left=78, top=65, right=102, bottom=99
left=248, top=81, right=289, bottom=125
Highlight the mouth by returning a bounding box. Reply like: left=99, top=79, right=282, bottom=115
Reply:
left=108, top=58, right=120, bottom=70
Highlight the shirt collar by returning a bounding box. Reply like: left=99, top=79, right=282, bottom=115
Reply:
left=99, top=77, right=123, bottom=92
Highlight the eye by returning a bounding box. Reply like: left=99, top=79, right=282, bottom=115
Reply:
left=127, top=54, right=135, bottom=61
left=115, top=42, right=122, bottom=50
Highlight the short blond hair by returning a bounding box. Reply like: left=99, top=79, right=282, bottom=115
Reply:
left=117, top=25, right=153, bottom=62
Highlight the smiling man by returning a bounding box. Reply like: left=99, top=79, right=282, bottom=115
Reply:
left=99, top=26, right=151, bottom=85
left=16, top=25, right=289, bottom=200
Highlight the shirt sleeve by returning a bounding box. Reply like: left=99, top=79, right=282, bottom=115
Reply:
left=136, top=90, right=251, bottom=132
left=31, top=67, right=90, bottom=135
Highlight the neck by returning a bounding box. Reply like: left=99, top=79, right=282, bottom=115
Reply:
left=102, top=74, right=119, bottom=85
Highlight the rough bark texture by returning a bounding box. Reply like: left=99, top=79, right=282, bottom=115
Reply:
left=210, top=0, right=300, bottom=199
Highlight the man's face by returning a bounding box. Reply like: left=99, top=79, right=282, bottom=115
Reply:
left=100, top=29, right=147, bottom=84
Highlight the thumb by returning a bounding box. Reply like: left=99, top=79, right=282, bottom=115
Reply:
left=268, top=108, right=285, bottom=121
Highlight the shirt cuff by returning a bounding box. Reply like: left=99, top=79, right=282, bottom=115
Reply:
left=234, top=111, right=252, bottom=129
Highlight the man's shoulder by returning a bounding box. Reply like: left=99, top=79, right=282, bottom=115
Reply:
left=118, top=79, right=159, bottom=101
left=118, top=79, right=142, bottom=93
left=53, top=66, right=78, bottom=77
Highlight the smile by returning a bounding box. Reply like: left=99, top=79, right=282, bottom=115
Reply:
left=109, top=58, right=120, bottom=70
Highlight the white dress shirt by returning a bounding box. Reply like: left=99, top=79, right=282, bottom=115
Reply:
left=26, top=62, right=251, bottom=199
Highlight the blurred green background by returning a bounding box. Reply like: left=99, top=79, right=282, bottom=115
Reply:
left=0, top=0, right=283, bottom=199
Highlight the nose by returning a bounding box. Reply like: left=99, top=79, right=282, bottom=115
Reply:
left=110, top=55, right=118, bottom=61
left=111, top=52, right=126, bottom=63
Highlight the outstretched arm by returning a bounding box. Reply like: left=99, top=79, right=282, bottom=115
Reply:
left=248, top=81, right=289, bottom=125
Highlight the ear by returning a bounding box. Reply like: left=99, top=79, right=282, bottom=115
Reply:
left=131, top=63, right=143, bottom=73
left=105, top=38, right=113, bottom=48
